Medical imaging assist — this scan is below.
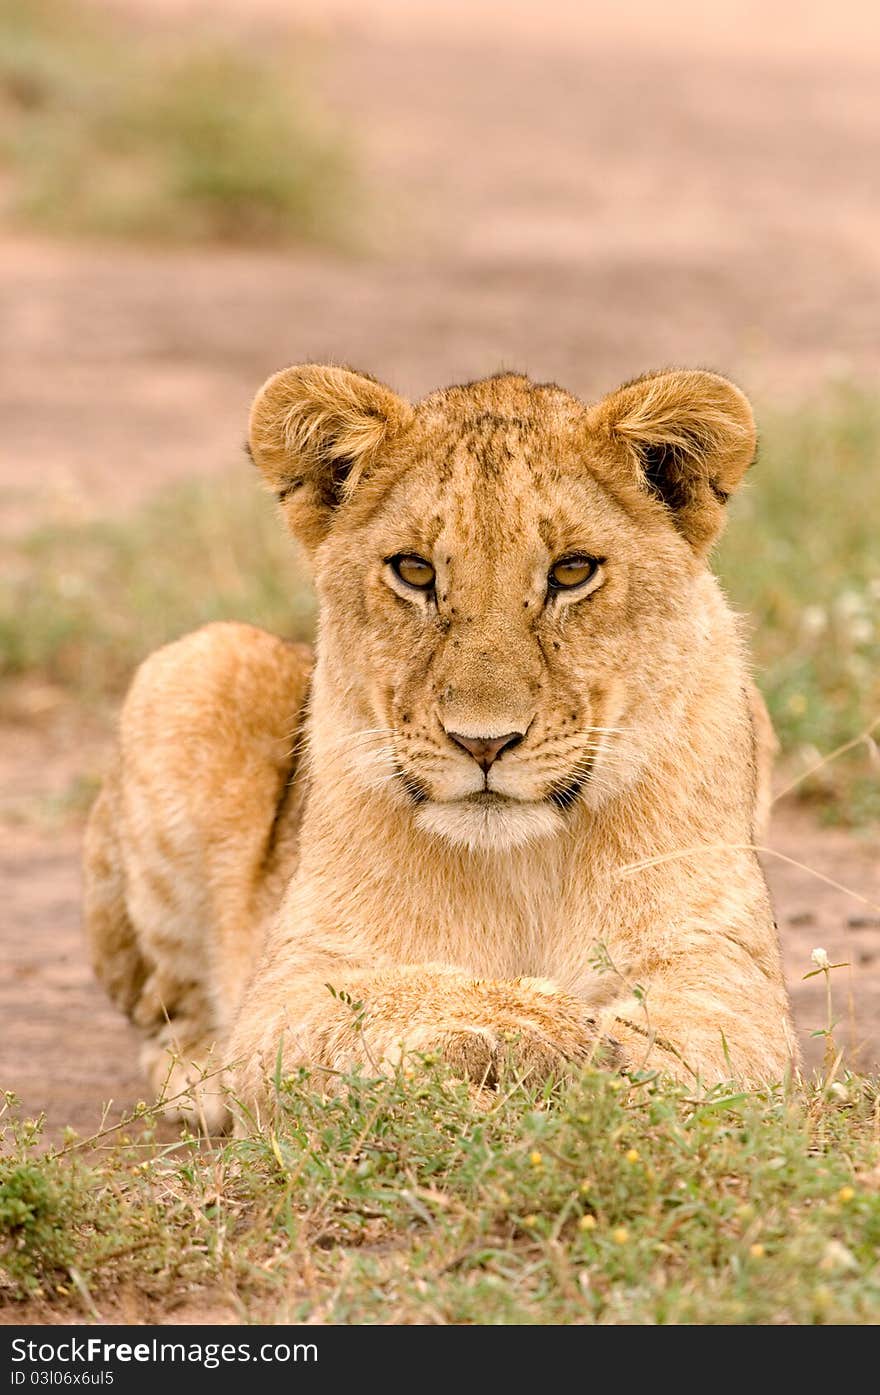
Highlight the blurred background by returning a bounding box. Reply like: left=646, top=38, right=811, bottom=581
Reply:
left=1, top=0, right=878, bottom=1129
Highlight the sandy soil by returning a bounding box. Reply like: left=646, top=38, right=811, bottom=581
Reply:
left=2, top=2, right=879, bottom=1142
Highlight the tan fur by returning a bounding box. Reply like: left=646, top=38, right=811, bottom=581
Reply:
left=84, top=366, right=797, bottom=1131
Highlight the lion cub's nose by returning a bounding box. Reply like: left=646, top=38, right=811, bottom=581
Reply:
left=446, top=730, right=524, bottom=772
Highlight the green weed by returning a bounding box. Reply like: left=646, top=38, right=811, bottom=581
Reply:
left=2, top=1068, right=879, bottom=1323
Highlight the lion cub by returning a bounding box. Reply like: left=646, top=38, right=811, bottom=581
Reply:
left=84, top=365, right=797, bottom=1129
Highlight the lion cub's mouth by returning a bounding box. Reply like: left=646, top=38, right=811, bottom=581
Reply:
left=463, top=790, right=515, bottom=808
left=394, top=763, right=593, bottom=816
left=463, top=781, right=589, bottom=813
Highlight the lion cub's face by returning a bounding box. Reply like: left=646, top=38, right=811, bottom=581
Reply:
left=315, top=390, right=688, bottom=852
left=250, top=367, right=756, bottom=852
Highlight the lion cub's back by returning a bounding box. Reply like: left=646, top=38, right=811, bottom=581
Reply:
left=117, top=621, right=313, bottom=857
left=84, top=623, right=313, bottom=1027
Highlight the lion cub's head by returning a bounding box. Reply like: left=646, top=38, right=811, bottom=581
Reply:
left=249, top=365, right=755, bottom=852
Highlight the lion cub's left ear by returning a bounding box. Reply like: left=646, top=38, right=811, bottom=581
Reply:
left=249, top=363, right=414, bottom=552
left=590, top=369, right=756, bottom=553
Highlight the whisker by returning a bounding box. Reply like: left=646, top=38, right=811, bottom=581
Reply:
left=349, top=746, right=397, bottom=771
left=317, top=726, right=395, bottom=755
left=312, top=734, right=396, bottom=767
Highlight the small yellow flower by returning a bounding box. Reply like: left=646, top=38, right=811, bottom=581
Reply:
left=749, top=1243, right=765, bottom=1259
left=579, top=1179, right=592, bottom=1194
left=579, top=1214, right=597, bottom=1231
left=497, top=1188, right=511, bottom=1206
left=529, top=1150, right=543, bottom=1167
left=838, top=1185, right=855, bottom=1203
left=625, top=1148, right=640, bottom=1163
left=523, top=1214, right=538, bottom=1228
left=612, top=1227, right=629, bottom=1245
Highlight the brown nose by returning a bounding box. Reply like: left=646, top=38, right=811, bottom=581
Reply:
left=446, top=730, right=524, bottom=772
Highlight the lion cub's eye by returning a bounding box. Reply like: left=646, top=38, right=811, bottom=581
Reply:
left=548, top=555, right=600, bottom=591
left=389, top=554, right=436, bottom=591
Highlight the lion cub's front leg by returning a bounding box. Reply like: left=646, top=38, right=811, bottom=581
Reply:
left=230, top=963, right=605, bottom=1121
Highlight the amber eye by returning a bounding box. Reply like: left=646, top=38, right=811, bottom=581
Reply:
left=389, top=553, right=436, bottom=591
left=548, top=555, right=600, bottom=592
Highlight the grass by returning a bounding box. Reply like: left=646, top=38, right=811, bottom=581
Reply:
left=0, top=0, right=350, bottom=244
left=0, top=471, right=315, bottom=705
left=716, top=385, right=880, bottom=823
left=2, top=1061, right=880, bottom=1324
left=1, top=386, right=877, bottom=822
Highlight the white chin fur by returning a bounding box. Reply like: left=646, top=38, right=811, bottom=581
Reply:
left=415, top=799, right=564, bottom=852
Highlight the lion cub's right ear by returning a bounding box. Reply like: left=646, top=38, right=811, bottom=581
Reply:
left=248, top=364, right=413, bottom=551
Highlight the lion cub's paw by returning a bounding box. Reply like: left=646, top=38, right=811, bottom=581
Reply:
left=140, top=1039, right=231, bottom=1134
left=430, top=1024, right=585, bottom=1088
left=397, top=982, right=612, bottom=1087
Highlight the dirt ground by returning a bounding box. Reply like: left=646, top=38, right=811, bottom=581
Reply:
left=2, top=2, right=880, bottom=1141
